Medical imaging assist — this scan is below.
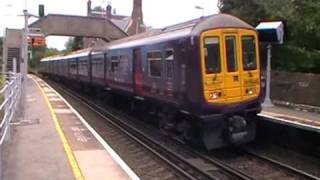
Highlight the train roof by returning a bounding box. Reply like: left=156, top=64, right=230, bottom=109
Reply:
left=95, top=13, right=254, bottom=50
left=41, top=48, right=92, bottom=62
left=42, top=14, right=254, bottom=62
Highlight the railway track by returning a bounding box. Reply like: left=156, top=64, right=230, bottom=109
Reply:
left=45, top=78, right=319, bottom=180
left=46, top=79, right=254, bottom=180
left=241, top=148, right=320, bottom=180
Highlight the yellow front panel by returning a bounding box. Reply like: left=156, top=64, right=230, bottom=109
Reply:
left=238, top=30, right=261, bottom=101
left=200, top=28, right=260, bottom=104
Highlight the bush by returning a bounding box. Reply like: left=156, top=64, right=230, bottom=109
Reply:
left=272, top=46, right=320, bottom=73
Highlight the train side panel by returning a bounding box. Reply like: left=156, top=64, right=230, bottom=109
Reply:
left=105, top=49, right=134, bottom=95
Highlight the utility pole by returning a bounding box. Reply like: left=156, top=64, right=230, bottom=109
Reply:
left=256, top=21, right=284, bottom=108
left=263, top=44, right=274, bottom=107
left=21, top=9, right=29, bottom=117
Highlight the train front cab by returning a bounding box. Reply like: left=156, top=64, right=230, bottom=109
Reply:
left=199, top=28, right=261, bottom=149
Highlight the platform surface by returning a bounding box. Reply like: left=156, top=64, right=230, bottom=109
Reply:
left=260, top=105, right=320, bottom=132
left=3, top=75, right=138, bottom=180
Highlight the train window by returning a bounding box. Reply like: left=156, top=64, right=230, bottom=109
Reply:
left=225, top=36, right=238, bottom=72
left=79, top=60, right=88, bottom=75
left=70, top=61, right=77, bottom=74
left=92, top=57, right=104, bottom=77
left=119, top=55, right=129, bottom=75
left=242, top=36, right=257, bottom=71
left=165, top=50, right=174, bottom=79
left=111, top=56, right=119, bottom=72
left=204, top=37, right=221, bottom=74
left=147, top=51, right=162, bottom=78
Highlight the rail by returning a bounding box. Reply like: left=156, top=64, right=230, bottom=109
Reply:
left=0, top=73, right=22, bottom=179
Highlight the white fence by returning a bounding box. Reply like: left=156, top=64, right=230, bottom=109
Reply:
left=0, top=73, right=22, bottom=179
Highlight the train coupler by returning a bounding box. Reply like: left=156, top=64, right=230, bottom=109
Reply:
left=227, top=115, right=255, bottom=144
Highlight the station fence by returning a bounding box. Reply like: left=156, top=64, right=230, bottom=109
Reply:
left=0, top=73, right=22, bottom=179
left=270, top=71, right=320, bottom=108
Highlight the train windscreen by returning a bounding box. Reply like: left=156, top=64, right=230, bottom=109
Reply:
left=242, top=36, right=257, bottom=71
left=204, top=37, right=221, bottom=74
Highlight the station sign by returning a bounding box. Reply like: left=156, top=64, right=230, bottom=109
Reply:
left=28, top=28, right=46, bottom=47
left=28, top=36, right=46, bottom=47
left=256, top=21, right=284, bottom=44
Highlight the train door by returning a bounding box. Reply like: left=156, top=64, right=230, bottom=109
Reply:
left=104, top=53, right=107, bottom=84
left=201, top=30, right=225, bottom=103
left=239, top=30, right=260, bottom=101
left=133, top=48, right=143, bottom=96
left=221, top=33, right=243, bottom=103
left=201, top=30, right=243, bottom=103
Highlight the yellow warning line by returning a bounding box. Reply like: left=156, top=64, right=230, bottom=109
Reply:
left=32, top=76, right=84, bottom=180
left=262, top=111, right=320, bottom=125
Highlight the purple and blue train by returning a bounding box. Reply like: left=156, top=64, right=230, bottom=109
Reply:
left=40, top=14, right=263, bottom=150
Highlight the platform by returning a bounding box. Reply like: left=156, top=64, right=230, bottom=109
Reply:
left=3, top=75, right=139, bottom=180
left=260, top=105, right=320, bottom=133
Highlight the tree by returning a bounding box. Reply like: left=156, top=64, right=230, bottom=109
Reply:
left=218, top=0, right=268, bottom=25
left=44, top=48, right=60, bottom=57
left=29, top=46, right=60, bottom=71
left=0, top=37, right=3, bottom=72
left=64, top=37, right=83, bottom=52
left=0, top=37, right=3, bottom=59
left=218, top=0, right=320, bottom=73
left=93, top=6, right=103, bottom=12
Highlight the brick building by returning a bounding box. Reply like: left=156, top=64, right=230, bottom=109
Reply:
left=84, top=0, right=147, bottom=47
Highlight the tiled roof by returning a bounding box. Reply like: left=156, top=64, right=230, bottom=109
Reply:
left=89, top=12, right=131, bottom=32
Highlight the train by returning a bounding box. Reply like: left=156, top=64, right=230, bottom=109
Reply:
left=39, top=14, right=263, bottom=150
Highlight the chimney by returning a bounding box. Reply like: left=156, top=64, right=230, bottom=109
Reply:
left=87, top=0, right=92, bottom=16
left=106, top=4, right=112, bottom=19
left=127, top=0, right=146, bottom=35
left=132, top=0, right=143, bottom=23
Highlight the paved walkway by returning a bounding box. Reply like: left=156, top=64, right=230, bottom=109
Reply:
left=3, top=75, right=139, bottom=180
left=261, top=105, right=320, bottom=132
left=3, top=76, right=74, bottom=180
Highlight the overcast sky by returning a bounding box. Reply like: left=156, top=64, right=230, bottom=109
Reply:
left=0, top=0, right=219, bottom=50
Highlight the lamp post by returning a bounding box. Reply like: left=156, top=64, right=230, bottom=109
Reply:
left=20, top=9, right=29, bottom=118
left=256, top=21, right=284, bottom=108
left=195, top=5, right=204, bottom=17
left=263, top=44, right=274, bottom=107
left=21, top=9, right=39, bottom=117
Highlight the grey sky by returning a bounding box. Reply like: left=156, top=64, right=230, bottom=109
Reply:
left=1, top=0, right=219, bottom=49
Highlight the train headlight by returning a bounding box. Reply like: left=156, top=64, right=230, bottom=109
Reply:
left=209, top=92, right=221, bottom=99
left=246, top=88, right=254, bottom=95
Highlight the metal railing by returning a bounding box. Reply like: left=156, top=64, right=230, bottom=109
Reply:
left=0, top=73, right=22, bottom=179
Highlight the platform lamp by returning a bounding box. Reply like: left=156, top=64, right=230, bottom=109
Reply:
left=256, top=21, right=284, bottom=107
left=20, top=9, right=40, bottom=118
left=195, top=6, right=204, bottom=17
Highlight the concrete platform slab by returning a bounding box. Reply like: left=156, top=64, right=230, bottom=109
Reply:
left=3, top=75, right=139, bottom=180
left=3, top=76, right=74, bottom=180
left=74, top=150, right=131, bottom=180
left=260, top=105, right=320, bottom=133
left=31, top=75, right=139, bottom=180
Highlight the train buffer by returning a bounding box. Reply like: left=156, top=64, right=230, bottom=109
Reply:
left=3, top=75, right=139, bottom=180
left=260, top=104, right=320, bottom=133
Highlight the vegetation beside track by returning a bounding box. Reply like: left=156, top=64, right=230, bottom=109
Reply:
left=218, top=0, right=320, bottom=73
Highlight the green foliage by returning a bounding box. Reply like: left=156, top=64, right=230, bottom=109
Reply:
left=218, top=0, right=320, bottom=73
left=64, top=37, right=83, bottom=52
left=93, top=6, right=103, bottom=12
left=218, top=0, right=268, bottom=25
left=29, top=46, right=60, bottom=71
left=273, top=46, right=320, bottom=73
left=0, top=37, right=3, bottom=55
left=0, top=37, right=3, bottom=69
left=0, top=74, right=4, bottom=89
